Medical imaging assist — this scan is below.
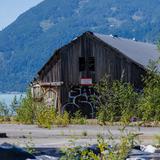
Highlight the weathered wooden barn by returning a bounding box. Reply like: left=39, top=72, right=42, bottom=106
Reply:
left=31, top=31, right=159, bottom=117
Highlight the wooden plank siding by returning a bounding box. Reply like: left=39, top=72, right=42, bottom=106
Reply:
left=36, top=32, right=146, bottom=110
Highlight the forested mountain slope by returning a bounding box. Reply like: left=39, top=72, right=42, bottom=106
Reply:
left=0, top=0, right=160, bottom=91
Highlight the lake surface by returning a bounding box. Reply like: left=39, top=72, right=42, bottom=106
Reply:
left=0, top=93, right=25, bottom=106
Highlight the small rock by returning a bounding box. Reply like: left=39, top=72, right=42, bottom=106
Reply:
left=36, top=155, right=59, bottom=160
left=142, top=145, right=160, bottom=153
left=19, top=135, right=27, bottom=139
left=0, top=133, right=7, bottom=138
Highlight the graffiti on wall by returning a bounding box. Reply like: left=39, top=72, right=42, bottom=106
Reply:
left=62, top=86, right=99, bottom=118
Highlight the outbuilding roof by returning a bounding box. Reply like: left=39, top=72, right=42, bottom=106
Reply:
left=94, top=33, right=160, bottom=69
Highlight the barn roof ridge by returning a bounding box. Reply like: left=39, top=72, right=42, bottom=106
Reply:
left=93, top=32, right=157, bottom=47
left=37, top=31, right=160, bottom=77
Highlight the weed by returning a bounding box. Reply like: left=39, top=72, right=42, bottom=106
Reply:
left=70, top=111, right=87, bottom=125
left=25, top=132, right=35, bottom=154
left=54, top=112, right=69, bottom=127
left=60, top=127, right=139, bottom=160
left=154, top=134, right=160, bottom=147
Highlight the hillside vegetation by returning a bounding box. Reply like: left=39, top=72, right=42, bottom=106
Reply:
left=0, top=0, right=160, bottom=91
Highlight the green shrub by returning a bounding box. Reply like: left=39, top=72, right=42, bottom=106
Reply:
left=35, top=104, right=55, bottom=129
left=15, top=89, right=70, bottom=127
left=96, top=57, right=160, bottom=124
left=54, top=112, right=70, bottom=127
left=138, top=59, right=160, bottom=121
left=16, top=90, right=36, bottom=124
left=15, top=89, right=56, bottom=128
left=95, top=76, right=139, bottom=124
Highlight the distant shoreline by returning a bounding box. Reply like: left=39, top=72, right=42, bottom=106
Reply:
left=0, top=92, right=26, bottom=106
left=0, top=91, right=25, bottom=94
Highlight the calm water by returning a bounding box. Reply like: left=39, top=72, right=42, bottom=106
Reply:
left=0, top=93, right=25, bottom=106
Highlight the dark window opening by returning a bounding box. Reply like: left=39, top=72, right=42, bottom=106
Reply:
left=79, top=57, right=85, bottom=71
left=88, top=57, right=95, bottom=71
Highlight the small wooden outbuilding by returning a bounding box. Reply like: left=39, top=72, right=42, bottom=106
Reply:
left=31, top=31, right=159, bottom=117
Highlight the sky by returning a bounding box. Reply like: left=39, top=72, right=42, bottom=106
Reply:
left=0, top=0, right=44, bottom=30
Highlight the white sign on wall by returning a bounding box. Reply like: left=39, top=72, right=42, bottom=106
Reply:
left=80, top=78, right=92, bottom=86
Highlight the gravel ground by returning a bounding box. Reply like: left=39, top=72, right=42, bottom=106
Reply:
left=0, top=124, right=159, bottom=148
left=0, top=124, right=160, bottom=159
